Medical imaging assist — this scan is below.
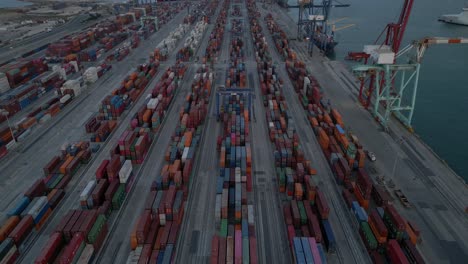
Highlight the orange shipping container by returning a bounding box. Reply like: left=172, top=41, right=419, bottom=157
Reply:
left=59, top=156, right=74, bottom=174
left=184, top=132, right=193, bottom=147
left=0, top=216, right=20, bottom=242
left=143, top=109, right=152, bottom=123
left=354, top=185, right=369, bottom=210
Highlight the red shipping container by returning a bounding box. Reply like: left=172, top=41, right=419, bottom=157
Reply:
left=249, top=236, right=258, bottom=264
left=55, top=210, right=74, bottom=234
left=159, top=221, right=172, bottom=249
left=387, top=239, right=409, bottom=264
left=71, top=211, right=88, bottom=236
left=144, top=219, right=160, bottom=246
left=64, top=210, right=82, bottom=241
left=105, top=180, right=120, bottom=200
left=136, top=210, right=152, bottom=244
left=138, top=244, right=152, bottom=264
left=211, top=235, right=219, bottom=264
left=34, top=232, right=63, bottom=264
left=96, top=159, right=110, bottom=179
left=59, top=233, right=84, bottom=264
left=8, top=214, right=34, bottom=244
left=79, top=209, right=98, bottom=237
left=218, top=237, right=226, bottom=264
left=24, top=179, right=47, bottom=199
left=43, top=156, right=61, bottom=176
left=315, top=189, right=330, bottom=219
left=167, top=222, right=179, bottom=245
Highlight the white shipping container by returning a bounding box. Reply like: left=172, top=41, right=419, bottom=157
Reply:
left=60, top=94, right=72, bottom=104
left=182, top=147, right=189, bottom=163
left=0, top=73, right=10, bottom=93
left=248, top=205, right=255, bottom=225
left=28, top=196, right=48, bottom=219
left=77, top=243, right=95, bottom=264
left=235, top=167, right=241, bottom=183
left=119, top=160, right=133, bottom=183
left=159, top=213, right=166, bottom=226
left=80, top=180, right=96, bottom=201
left=303, top=76, right=311, bottom=95
left=147, top=98, right=159, bottom=110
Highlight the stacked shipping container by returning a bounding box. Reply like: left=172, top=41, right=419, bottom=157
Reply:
left=127, top=63, right=212, bottom=263
left=263, top=9, right=425, bottom=264
left=246, top=2, right=337, bottom=262
left=0, top=142, right=93, bottom=263
left=211, top=2, right=259, bottom=263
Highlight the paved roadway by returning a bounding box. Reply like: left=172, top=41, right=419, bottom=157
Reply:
left=259, top=4, right=372, bottom=264
left=173, top=3, right=223, bottom=264
left=95, top=11, right=216, bottom=264
left=267, top=2, right=468, bottom=263
left=240, top=3, right=292, bottom=263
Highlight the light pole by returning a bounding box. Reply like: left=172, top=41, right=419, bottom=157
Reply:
left=0, top=110, right=16, bottom=144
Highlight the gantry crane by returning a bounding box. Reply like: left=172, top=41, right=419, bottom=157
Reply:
left=288, top=1, right=350, bottom=55
left=352, top=37, right=468, bottom=131
left=347, top=0, right=468, bottom=130
left=346, top=0, right=414, bottom=129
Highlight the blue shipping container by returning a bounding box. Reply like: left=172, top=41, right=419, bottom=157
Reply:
left=300, top=237, right=315, bottom=264
left=321, top=219, right=336, bottom=253
left=7, top=196, right=30, bottom=217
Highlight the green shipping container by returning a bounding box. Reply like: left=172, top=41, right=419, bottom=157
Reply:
left=88, top=215, right=107, bottom=244
left=242, top=237, right=250, bottom=264
left=360, top=222, right=378, bottom=250
left=112, top=184, right=125, bottom=209
left=220, top=219, right=228, bottom=237
left=297, top=201, right=307, bottom=225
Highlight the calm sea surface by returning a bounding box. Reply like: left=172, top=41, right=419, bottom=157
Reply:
left=286, top=0, right=468, bottom=181
left=0, top=0, right=32, bottom=8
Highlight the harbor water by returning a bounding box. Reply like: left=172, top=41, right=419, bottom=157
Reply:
left=287, top=0, right=468, bottom=181
left=0, top=0, right=32, bottom=8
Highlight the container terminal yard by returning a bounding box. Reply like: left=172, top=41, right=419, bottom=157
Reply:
left=0, top=0, right=467, bottom=263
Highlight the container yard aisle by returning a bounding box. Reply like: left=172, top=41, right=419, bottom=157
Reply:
left=256, top=4, right=371, bottom=264
left=266, top=3, right=468, bottom=263
left=243, top=3, right=291, bottom=264
left=17, top=15, right=196, bottom=262
left=0, top=9, right=190, bottom=219
left=95, top=16, right=217, bottom=264
left=174, top=4, right=223, bottom=264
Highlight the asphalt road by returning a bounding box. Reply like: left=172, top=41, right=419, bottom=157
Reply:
left=173, top=3, right=223, bottom=264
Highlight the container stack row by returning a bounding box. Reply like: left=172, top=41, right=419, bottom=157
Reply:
left=0, top=141, right=94, bottom=263
left=84, top=61, right=160, bottom=142
left=211, top=3, right=258, bottom=262
left=131, top=63, right=187, bottom=135
left=204, top=2, right=228, bottom=63
left=29, top=58, right=189, bottom=264
left=177, top=19, right=209, bottom=61
left=126, top=64, right=212, bottom=263
left=263, top=11, right=425, bottom=264
left=211, top=92, right=258, bottom=263
left=247, top=2, right=337, bottom=263
left=0, top=6, right=195, bottom=263
left=226, top=37, right=246, bottom=88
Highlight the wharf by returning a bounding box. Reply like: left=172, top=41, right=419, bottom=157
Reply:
left=266, top=3, right=468, bottom=263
